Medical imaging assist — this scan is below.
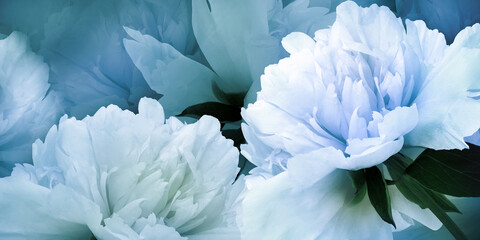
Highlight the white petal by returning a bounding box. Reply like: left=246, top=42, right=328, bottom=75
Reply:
left=330, top=1, right=404, bottom=57
left=405, top=20, right=447, bottom=66
left=318, top=194, right=392, bottom=240
left=287, top=147, right=342, bottom=187
left=281, top=32, right=315, bottom=54
left=343, top=138, right=404, bottom=170
left=407, top=46, right=480, bottom=149
left=377, top=105, right=418, bottom=141
left=389, top=186, right=442, bottom=230
left=138, top=97, right=165, bottom=125
left=0, top=178, right=99, bottom=239
left=241, top=171, right=349, bottom=240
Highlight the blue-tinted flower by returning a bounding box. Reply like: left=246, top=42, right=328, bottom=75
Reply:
left=0, top=32, right=61, bottom=177
left=241, top=1, right=480, bottom=239
left=0, top=0, right=201, bottom=118
left=0, top=98, right=243, bottom=239
left=396, top=0, right=480, bottom=44
left=124, top=0, right=335, bottom=116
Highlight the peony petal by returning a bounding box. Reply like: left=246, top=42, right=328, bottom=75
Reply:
left=241, top=171, right=349, bottom=240
left=287, top=147, right=342, bottom=187
left=407, top=35, right=480, bottom=149
left=330, top=1, right=404, bottom=57
left=318, top=194, right=392, bottom=240
left=281, top=32, right=315, bottom=54
left=0, top=178, right=98, bottom=239
left=138, top=97, right=165, bottom=125
left=377, top=105, right=418, bottom=141
left=389, top=186, right=442, bottom=230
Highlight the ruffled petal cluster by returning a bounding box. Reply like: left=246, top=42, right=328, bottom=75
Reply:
left=0, top=98, right=242, bottom=239
left=241, top=1, right=480, bottom=239
left=0, top=32, right=61, bottom=177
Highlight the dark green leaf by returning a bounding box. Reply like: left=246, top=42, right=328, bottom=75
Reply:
left=348, top=170, right=367, bottom=206
left=349, top=170, right=366, bottom=189
left=406, top=145, right=480, bottom=197
left=236, top=155, right=255, bottom=181
left=385, top=154, right=460, bottom=213
left=178, top=102, right=241, bottom=122
left=212, top=81, right=246, bottom=107
left=365, top=167, right=395, bottom=228
left=384, top=153, right=466, bottom=239
left=395, top=177, right=460, bottom=213
left=384, top=153, right=412, bottom=180
left=221, top=128, right=245, bottom=148
left=400, top=176, right=467, bottom=240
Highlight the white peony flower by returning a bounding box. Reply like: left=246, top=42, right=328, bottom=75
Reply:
left=241, top=1, right=480, bottom=239
left=0, top=98, right=243, bottom=240
left=0, top=32, right=61, bottom=177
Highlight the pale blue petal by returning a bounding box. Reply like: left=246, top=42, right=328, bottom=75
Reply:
left=241, top=171, right=350, bottom=240
left=389, top=186, right=442, bottom=231
left=281, top=32, right=316, bottom=54
left=406, top=25, right=480, bottom=149
left=0, top=178, right=100, bottom=239
left=330, top=1, right=404, bottom=56
left=318, top=194, right=392, bottom=240
left=286, top=147, right=342, bottom=186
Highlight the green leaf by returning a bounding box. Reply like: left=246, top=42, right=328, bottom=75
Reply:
left=221, top=128, right=245, bottom=148
left=394, top=177, right=460, bottom=213
left=212, top=81, right=246, bottom=106
left=365, top=167, right=396, bottom=228
left=400, top=176, right=467, bottom=240
left=385, top=155, right=460, bottom=213
left=406, top=145, right=480, bottom=197
left=178, top=102, right=242, bottom=122
left=348, top=170, right=367, bottom=206
left=384, top=154, right=466, bottom=239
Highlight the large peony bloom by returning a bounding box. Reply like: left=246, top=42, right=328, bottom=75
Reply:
left=241, top=1, right=480, bottom=239
left=0, top=98, right=243, bottom=239
left=124, top=0, right=335, bottom=116
left=0, top=32, right=61, bottom=177
left=0, top=0, right=198, bottom=118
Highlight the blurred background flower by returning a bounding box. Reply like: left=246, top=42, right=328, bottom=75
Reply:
left=0, top=0, right=199, bottom=118
left=0, top=32, right=61, bottom=177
